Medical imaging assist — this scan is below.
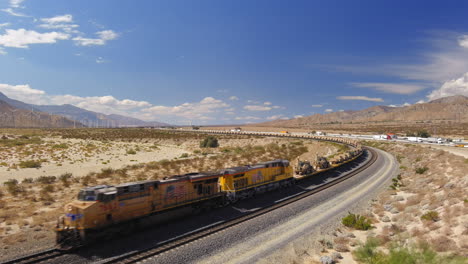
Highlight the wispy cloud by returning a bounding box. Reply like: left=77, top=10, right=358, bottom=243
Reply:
left=337, top=95, right=384, bottom=102
left=73, top=30, right=118, bottom=46
left=325, top=109, right=333, bottom=113
left=350, top=82, right=426, bottom=94
left=9, top=0, right=26, bottom=8
left=311, top=104, right=323, bottom=107
left=1, top=8, right=28, bottom=17
left=229, top=96, right=238, bottom=100
left=243, top=105, right=272, bottom=111
left=235, top=116, right=261, bottom=120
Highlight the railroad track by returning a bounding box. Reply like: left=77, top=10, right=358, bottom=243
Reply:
left=0, top=248, right=66, bottom=264
left=101, top=147, right=377, bottom=264
left=2, top=131, right=373, bottom=264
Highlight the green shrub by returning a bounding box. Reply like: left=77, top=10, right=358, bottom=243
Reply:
left=52, top=143, right=68, bottom=149
left=416, top=130, right=431, bottom=138
left=421, top=211, right=440, bottom=222
left=354, top=240, right=465, bottom=264
left=180, top=153, right=189, bottom=158
left=415, top=167, right=429, bottom=174
left=126, top=149, right=137, bottom=155
left=18, top=160, right=42, bottom=168
left=354, top=237, right=383, bottom=263
left=342, top=212, right=372, bottom=230
left=200, top=136, right=219, bottom=148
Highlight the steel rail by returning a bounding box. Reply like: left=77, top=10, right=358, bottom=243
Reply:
left=0, top=248, right=65, bottom=264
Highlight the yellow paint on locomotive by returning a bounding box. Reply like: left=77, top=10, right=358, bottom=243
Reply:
left=219, top=160, right=293, bottom=192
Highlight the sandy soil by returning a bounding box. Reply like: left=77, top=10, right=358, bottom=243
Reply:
left=425, top=144, right=468, bottom=158
left=0, top=138, right=189, bottom=183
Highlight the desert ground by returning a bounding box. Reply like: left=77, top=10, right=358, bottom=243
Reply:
left=300, top=141, right=468, bottom=264
left=0, top=128, right=339, bottom=260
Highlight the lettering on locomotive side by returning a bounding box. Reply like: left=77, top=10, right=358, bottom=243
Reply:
left=165, top=185, right=186, bottom=199
left=252, top=171, right=263, bottom=184
left=99, top=203, right=118, bottom=211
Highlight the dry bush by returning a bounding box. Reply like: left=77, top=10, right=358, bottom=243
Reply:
left=405, top=194, right=423, bottom=207
left=334, top=243, right=349, bottom=252
left=333, top=236, right=349, bottom=245
left=430, top=235, right=458, bottom=252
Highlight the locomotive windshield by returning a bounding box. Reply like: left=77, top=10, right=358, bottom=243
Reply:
left=77, top=190, right=97, bottom=201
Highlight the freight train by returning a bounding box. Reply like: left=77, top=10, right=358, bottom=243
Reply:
left=56, top=134, right=363, bottom=248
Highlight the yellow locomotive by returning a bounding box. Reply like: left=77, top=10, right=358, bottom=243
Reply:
left=56, top=159, right=293, bottom=247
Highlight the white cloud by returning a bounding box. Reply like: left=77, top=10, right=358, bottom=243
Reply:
left=96, top=57, right=107, bottom=64
left=0, top=23, right=11, bottom=27
left=41, top=14, right=73, bottom=24
left=263, top=101, right=272, bottom=105
left=458, top=35, right=468, bottom=48
left=9, top=0, right=25, bottom=8
left=311, top=104, right=323, bottom=107
left=294, top=115, right=304, bottom=118
left=325, top=109, right=333, bottom=113
left=266, top=114, right=286, bottom=120
left=244, top=105, right=272, bottom=111
left=0, top=29, right=69, bottom=48
left=403, top=102, right=411, bottom=106
left=350, top=82, right=426, bottom=94
left=229, top=96, right=239, bottom=101
left=73, top=30, right=118, bottom=46
left=0, top=48, right=6, bottom=55
left=337, top=95, right=384, bottom=102
left=143, top=97, right=229, bottom=120
left=234, top=116, right=261, bottom=120
left=427, top=72, right=468, bottom=100
left=1, top=8, right=28, bottom=17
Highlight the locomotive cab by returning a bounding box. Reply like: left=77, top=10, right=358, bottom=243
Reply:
left=56, top=185, right=116, bottom=247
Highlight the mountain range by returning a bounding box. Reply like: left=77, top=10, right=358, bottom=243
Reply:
left=0, top=92, right=169, bottom=128
left=253, top=95, right=468, bottom=128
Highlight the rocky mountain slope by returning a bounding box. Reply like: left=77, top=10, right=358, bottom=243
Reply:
left=0, top=92, right=169, bottom=127
left=0, top=100, right=81, bottom=128
left=255, top=95, right=468, bottom=128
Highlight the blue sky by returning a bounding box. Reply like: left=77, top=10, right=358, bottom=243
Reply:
left=1, top=0, right=468, bottom=124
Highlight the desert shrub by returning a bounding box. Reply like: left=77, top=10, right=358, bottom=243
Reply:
left=36, top=176, right=56, bottom=184
left=21, top=178, right=34, bottom=184
left=52, top=143, right=68, bottom=149
left=415, top=167, right=429, bottom=174
left=59, top=173, right=73, bottom=187
left=3, top=179, right=20, bottom=195
left=126, top=149, right=137, bottom=155
left=421, top=211, right=440, bottom=222
left=180, top=153, right=189, bottom=158
left=200, top=136, right=219, bottom=148
left=416, top=130, right=431, bottom=138
left=353, top=237, right=383, bottom=263
left=342, top=212, right=372, bottom=230
left=18, top=160, right=42, bottom=168
left=97, top=168, right=114, bottom=179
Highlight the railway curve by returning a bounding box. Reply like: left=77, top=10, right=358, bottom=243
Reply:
left=0, top=130, right=395, bottom=264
